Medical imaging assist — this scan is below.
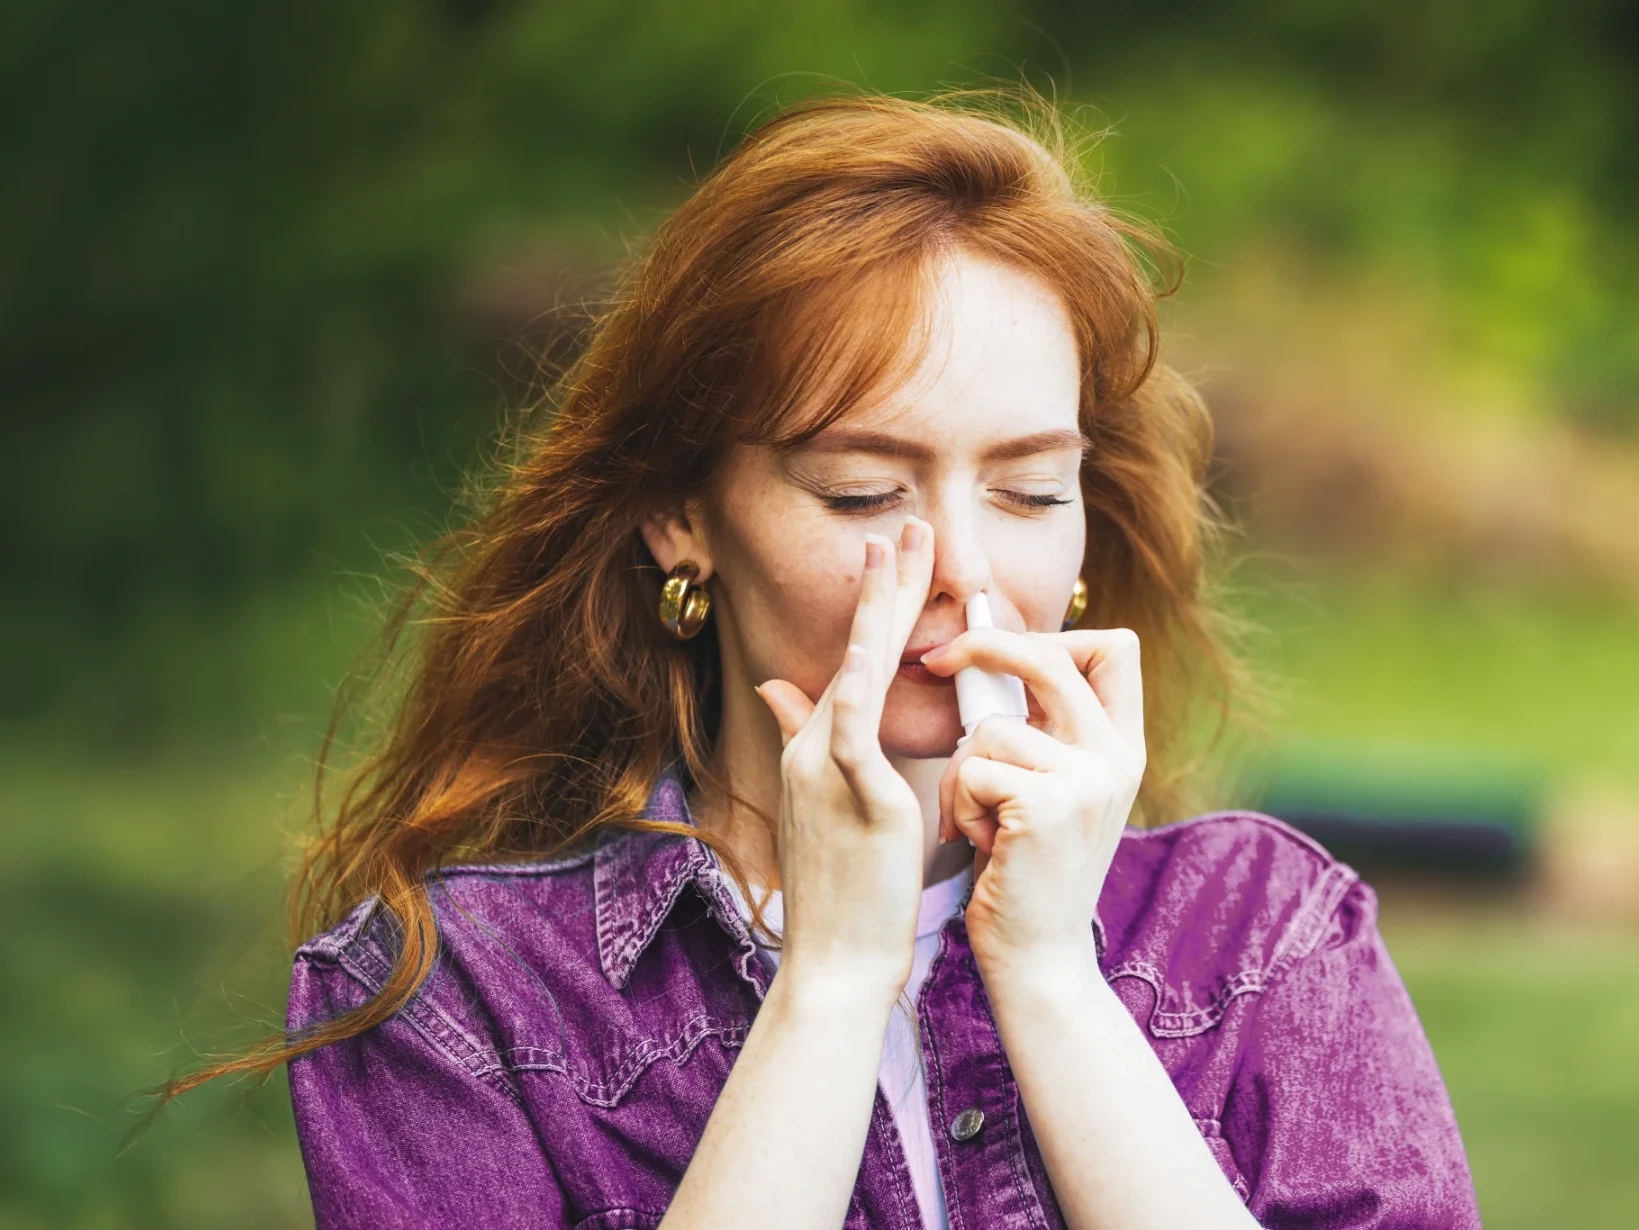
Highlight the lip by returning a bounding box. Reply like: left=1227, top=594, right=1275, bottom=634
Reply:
left=902, top=641, right=948, bottom=660
left=897, top=642, right=954, bottom=687
left=895, top=661, right=953, bottom=686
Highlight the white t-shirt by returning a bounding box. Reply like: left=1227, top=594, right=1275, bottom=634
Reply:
left=720, top=863, right=974, bottom=1230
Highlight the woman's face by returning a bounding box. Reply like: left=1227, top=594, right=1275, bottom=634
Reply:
left=666, top=250, right=1086, bottom=758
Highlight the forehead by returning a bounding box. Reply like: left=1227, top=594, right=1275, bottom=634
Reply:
left=795, top=251, right=1084, bottom=458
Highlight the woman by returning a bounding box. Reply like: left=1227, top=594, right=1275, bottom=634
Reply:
left=249, top=93, right=1479, bottom=1227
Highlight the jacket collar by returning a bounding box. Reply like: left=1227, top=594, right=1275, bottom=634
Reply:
left=592, top=766, right=719, bottom=991
left=592, top=764, right=1109, bottom=991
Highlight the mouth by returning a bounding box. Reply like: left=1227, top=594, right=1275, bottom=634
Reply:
left=897, top=642, right=954, bottom=687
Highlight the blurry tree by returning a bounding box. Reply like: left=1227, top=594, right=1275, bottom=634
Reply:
left=3, top=0, right=1634, bottom=739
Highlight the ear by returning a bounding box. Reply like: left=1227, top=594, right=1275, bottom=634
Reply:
left=639, top=498, right=716, bottom=582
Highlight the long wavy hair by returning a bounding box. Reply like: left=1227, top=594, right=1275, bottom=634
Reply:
left=147, top=86, right=1242, bottom=1114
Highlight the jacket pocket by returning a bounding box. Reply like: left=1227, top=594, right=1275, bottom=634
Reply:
left=515, top=1010, right=749, bottom=1108
left=1106, top=960, right=1269, bottom=1037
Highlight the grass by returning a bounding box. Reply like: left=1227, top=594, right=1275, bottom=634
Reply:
left=1235, top=564, right=1639, bottom=788
left=1384, top=907, right=1639, bottom=1229
left=0, top=757, right=311, bottom=1230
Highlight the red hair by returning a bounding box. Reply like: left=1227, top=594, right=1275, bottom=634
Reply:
left=145, top=87, right=1239, bottom=1114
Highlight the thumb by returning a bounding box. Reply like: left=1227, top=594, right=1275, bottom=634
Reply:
left=754, top=679, right=815, bottom=748
left=972, top=844, right=991, bottom=885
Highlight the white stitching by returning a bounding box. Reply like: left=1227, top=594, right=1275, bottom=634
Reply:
left=1100, top=812, right=1362, bottom=1037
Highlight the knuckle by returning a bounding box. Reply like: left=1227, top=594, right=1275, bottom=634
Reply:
left=828, top=736, right=861, bottom=773
left=782, top=741, right=823, bottom=784
left=781, top=758, right=811, bottom=794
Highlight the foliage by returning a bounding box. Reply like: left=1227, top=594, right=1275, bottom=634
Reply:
left=5, top=0, right=1638, bottom=737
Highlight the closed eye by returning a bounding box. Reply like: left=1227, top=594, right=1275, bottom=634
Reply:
left=821, top=492, right=900, bottom=513
left=1006, top=492, right=1075, bottom=509
left=821, top=490, right=1073, bottom=514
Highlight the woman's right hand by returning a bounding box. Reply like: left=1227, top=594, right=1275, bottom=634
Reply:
left=754, top=516, right=935, bottom=1008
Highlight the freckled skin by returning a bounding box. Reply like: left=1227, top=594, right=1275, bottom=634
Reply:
left=694, top=251, right=1086, bottom=759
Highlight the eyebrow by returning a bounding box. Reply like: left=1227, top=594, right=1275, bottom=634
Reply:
left=787, top=427, right=1092, bottom=463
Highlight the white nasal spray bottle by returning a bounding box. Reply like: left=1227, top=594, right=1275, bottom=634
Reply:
left=953, top=591, right=1028, bottom=743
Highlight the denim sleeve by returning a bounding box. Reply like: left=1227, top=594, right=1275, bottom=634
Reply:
left=1225, top=877, right=1484, bottom=1229
left=286, top=952, right=571, bottom=1230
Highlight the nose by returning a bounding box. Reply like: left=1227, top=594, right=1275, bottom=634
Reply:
left=921, top=497, right=991, bottom=609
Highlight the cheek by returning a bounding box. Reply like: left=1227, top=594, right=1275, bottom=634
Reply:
left=995, top=517, right=1086, bottom=632
left=735, top=528, right=864, bottom=691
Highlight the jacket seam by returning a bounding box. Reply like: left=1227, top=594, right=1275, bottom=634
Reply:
left=507, top=1013, right=751, bottom=1107
left=1257, top=870, right=1368, bottom=1004
left=869, top=1088, right=920, bottom=1230
left=919, top=937, right=967, bottom=1230
left=297, top=932, right=527, bottom=1110
left=968, top=957, right=1051, bottom=1230
left=1128, top=808, right=1340, bottom=866
left=1103, top=962, right=1270, bottom=1037
left=336, top=945, right=526, bottom=1108
left=1191, top=1115, right=1252, bottom=1203
left=438, top=847, right=599, bottom=878
left=1101, top=820, right=1370, bottom=1043
left=570, top=1208, right=666, bottom=1230
left=1100, top=829, right=1361, bottom=1037
left=1267, top=861, right=1360, bottom=978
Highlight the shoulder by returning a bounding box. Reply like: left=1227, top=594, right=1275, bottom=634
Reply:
left=1098, top=809, right=1369, bottom=1037
left=287, top=843, right=605, bottom=1041
left=286, top=833, right=757, bottom=1111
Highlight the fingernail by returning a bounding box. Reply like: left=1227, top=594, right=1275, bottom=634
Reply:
left=864, top=537, right=884, bottom=568
left=899, top=519, right=923, bottom=552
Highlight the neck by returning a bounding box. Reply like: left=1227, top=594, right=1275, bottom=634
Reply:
left=685, top=674, right=973, bottom=894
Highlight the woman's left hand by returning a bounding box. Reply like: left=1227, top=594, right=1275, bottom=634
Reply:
left=917, top=627, right=1146, bottom=973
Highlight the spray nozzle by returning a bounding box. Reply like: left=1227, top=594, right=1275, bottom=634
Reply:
left=953, top=592, right=1028, bottom=741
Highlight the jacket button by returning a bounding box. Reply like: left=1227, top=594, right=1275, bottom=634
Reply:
left=949, top=1107, right=985, bottom=1141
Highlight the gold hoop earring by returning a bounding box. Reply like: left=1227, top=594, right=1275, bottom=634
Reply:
left=659, top=561, right=712, bottom=640
left=1061, top=576, right=1087, bottom=631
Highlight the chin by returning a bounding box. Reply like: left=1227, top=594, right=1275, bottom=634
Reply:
left=878, top=694, right=964, bottom=759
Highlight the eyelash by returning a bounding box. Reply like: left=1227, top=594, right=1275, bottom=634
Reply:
left=822, top=490, right=1073, bottom=514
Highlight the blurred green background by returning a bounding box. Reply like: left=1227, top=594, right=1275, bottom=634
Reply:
left=4, top=2, right=1636, bottom=1226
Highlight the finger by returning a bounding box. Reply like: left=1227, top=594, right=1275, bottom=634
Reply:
left=950, top=756, right=1038, bottom=854
left=938, top=735, right=973, bottom=843
left=973, top=842, right=991, bottom=885
left=785, top=618, right=858, bottom=731
left=754, top=679, right=816, bottom=748
left=886, top=516, right=935, bottom=662
left=1045, top=628, right=1146, bottom=754
left=828, top=642, right=896, bottom=812
left=963, top=713, right=1076, bottom=773
left=844, top=533, right=898, bottom=721
left=922, top=628, right=1112, bottom=749
left=952, top=805, right=999, bottom=857
left=833, top=529, right=916, bottom=769
left=937, top=716, right=1070, bottom=842
left=947, top=760, right=1000, bottom=854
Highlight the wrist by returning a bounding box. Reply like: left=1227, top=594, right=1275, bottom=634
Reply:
left=772, top=954, right=908, bottom=1019
left=973, top=933, right=1104, bottom=1006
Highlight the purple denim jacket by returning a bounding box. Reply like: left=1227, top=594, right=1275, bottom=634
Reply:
left=286, top=767, right=1482, bottom=1229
